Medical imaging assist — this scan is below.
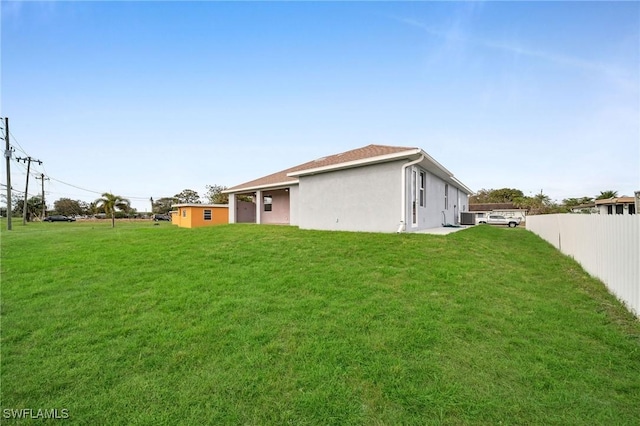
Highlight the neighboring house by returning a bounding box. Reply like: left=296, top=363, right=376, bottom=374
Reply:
left=570, top=203, right=598, bottom=214
left=469, top=203, right=528, bottom=224
left=171, top=204, right=229, bottom=228
left=595, top=197, right=637, bottom=215
left=223, top=144, right=472, bottom=233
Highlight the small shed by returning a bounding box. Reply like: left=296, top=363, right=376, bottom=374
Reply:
left=171, top=204, right=229, bottom=228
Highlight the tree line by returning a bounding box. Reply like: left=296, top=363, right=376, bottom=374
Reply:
left=1, top=193, right=137, bottom=223
left=470, top=188, right=622, bottom=215
left=0, top=184, right=231, bottom=220
left=151, top=185, right=230, bottom=214
left=3, top=185, right=623, bottom=221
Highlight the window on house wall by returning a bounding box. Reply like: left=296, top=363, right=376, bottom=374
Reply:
left=182, top=209, right=187, bottom=218
left=264, top=196, right=273, bottom=212
left=444, top=184, right=449, bottom=210
left=419, top=171, right=425, bottom=207
left=616, top=205, right=624, bottom=215
left=629, top=204, right=636, bottom=215
left=204, top=209, right=212, bottom=221
left=607, top=205, right=613, bottom=215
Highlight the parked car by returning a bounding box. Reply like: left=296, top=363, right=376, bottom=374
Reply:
left=478, top=214, right=521, bottom=228
left=43, top=215, right=76, bottom=222
left=153, top=214, right=171, bottom=222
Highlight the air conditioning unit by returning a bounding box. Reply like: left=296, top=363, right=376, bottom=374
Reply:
left=460, top=212, right=475, bottom=225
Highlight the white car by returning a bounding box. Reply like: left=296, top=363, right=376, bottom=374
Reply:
left=478, top=214, right=521, bottom=228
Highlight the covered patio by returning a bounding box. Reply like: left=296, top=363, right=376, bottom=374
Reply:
left=229, top=187, right=293, bottom=225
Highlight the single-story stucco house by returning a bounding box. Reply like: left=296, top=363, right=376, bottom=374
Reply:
left=569, top=203, right=598, bottom=214
left=595, top=197, right=637, bottom=215
left=171, top=204, right=229, bottom=228
left=223, top=144, right=473, bottom=233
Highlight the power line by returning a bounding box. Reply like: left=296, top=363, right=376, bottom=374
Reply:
left=15, top=156, right=42, bottom=225
left=9, top=165, right=154, bottom=203
left=8, top=130, right=30, bottom=157
left=0, top=183, right=25, bottom=194
left=1, top=124, right=156, bottom=206
left=47, top=176, right=104, bottom=195
left=46, top=176, right=151, bottom=201
left=11, top=157, right=41, bottom=179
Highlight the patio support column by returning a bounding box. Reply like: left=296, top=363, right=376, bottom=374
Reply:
left=228, top=194, right=236, bottom=224
left=256, top=190, right=262, bottom=224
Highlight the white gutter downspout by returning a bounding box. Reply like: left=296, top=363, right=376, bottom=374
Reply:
left=398, top=154, right=425, bottom=233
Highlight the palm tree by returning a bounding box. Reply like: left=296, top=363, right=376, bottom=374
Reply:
left=95, top=193, right=130, bottom=228
left=596, top=190, right=618, bottom=200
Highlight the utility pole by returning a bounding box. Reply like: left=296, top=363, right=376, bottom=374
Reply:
left=36, top=173, right=49, bottom=219
left=16, top=156, right=42, bottom=225
left=3, top=117, right=12, bottom=230
left=150, top=196, right=154, bottom=215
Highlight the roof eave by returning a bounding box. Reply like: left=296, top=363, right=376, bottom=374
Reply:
left=450, top=177, right=473, bottom=195
left=286, top=147, right=473, bottom=194
left=416, top=150, right=473, bottom=194
left=287, top=148, right=422, bottom=178
left=595, top=197, right=635, bottom=205
left=172, top=203, right=229, bottom=208
left=223, top=180, right=299, bottom=194
left=224, top=145, right=473, bottom=195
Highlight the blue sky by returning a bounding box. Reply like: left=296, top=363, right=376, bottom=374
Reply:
left=2, top=1, right=638, bottom=212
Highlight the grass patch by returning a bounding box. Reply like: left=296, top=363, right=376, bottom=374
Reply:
left=1, top=221, right=639, bottom=424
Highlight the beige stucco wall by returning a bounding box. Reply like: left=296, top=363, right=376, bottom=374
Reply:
left=261, top=189, right=291, bottom=224
left=297, top=161, right=402, bottom=233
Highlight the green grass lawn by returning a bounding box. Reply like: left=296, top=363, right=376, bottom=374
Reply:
left=1, top=221, right=639, bottom=425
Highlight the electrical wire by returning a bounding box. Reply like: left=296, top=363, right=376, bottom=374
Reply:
left=8, top=130, right=30, bottom=157
left=3, top=127, right=155, bottom=204
left=46, top=177, right=152, bottom=201
left=47, top=176, right=104, bottom=195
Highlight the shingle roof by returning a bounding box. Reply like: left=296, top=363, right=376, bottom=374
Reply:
left=594, top=197, right=636, bottom=205
left=226, top=144, right=417, bottom=192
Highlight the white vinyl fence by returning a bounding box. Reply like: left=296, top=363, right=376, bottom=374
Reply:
left=527, top=214, right=639, bottom=317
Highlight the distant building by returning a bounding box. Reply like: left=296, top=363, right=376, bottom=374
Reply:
left=171, top=204, right=229, bottom=228
left=570, top=203, right=598, bottom=214
left=469, top=203, right=527, bottom=223
left=595, top=197, right=637, bottom=215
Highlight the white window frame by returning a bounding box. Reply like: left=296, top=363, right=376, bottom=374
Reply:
left=412, top=169, right=418, bottom=227
left=419, top=171, right=425, bottom=207
left=444, top=184, right=449, bottom=210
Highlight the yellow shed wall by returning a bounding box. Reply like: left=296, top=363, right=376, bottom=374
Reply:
left=171, top=209, right=188, bottom=227
left=174, top=206, right=228, bottom=228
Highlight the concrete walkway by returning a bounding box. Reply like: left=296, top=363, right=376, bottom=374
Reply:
left=416, top=225, right=472, bottom=235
